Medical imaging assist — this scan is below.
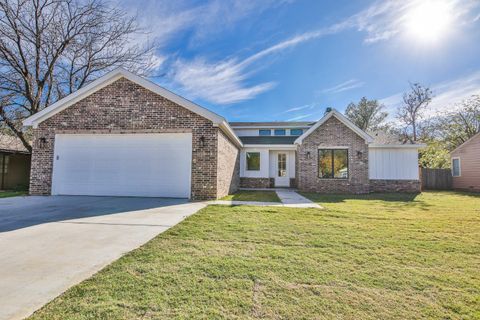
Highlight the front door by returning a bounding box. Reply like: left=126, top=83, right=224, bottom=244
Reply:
left=275, top=153, right=289, bottom=187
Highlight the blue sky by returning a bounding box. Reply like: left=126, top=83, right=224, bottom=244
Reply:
left=119, top=0, right=480, bottom=123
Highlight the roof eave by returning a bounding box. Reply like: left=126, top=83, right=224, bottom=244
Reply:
left=369, top=143, right=426, bottom=149
left=23, top=67, right=226, bottom=128
left=217, top=121, right=243, bottom=148
left=294, top=109, right=373, bottom=145
left=243, top=144, right=297, bottom=149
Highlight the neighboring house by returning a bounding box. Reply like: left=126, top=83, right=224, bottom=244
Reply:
left=0, top=135, right=31, bottom=190
left=23, top=68, right=424, bottom=200
left=451, top=132, right=480, bottom=192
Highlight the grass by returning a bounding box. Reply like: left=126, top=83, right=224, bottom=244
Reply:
left=221, top=190, right=280, bottom=202
left=0, top=190, right=27, bottom=198
left=29, top=191, right=480, bottom=319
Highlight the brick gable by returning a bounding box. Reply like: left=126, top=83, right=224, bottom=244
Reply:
left=296, top=116, right=369, bottom=193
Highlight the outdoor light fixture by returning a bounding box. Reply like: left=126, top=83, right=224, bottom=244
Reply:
left=39, top=137, right=47, bottom=149
left=306, top=151, right=311, bottom=159
left=199, top=136, right=206, bottom=147
left=357, top=150, right=363, bottom=158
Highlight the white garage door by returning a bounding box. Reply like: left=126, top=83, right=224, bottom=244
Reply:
left=51, top=133, right=192, bottom=198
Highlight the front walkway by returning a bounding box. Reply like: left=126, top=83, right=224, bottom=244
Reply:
left=275, top=189, right=321, bottom=208
left=211, top=189, right=321, bottom=208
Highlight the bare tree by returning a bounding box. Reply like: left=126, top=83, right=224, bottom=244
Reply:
left=0, top=0, right=155, bottom=151
left=436, top=95, right=480, bottom=149
left=396, top=83, right=433, bottom=142
left=345, top=97, right=388, bottom=131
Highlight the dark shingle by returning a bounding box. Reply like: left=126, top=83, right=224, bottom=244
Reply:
left=229, top=121, right=314, bottom=127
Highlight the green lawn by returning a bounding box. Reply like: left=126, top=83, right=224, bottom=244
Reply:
left=30, top=192, right=480, bottom=319
left=221, top=190, right=280, bottom=202
left=0, top=190, right=28, bottom=198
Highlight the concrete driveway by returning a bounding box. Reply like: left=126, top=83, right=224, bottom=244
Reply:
left=0, top=196, right=205, bottom=320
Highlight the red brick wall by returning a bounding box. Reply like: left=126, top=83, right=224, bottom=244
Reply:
left=296, top=116, right=369, bottom=193
left=30, top=77, right=226, bottom=200
left=370, top=179, right=421, bottom=193
left=216, top=130, right=240, bottom=198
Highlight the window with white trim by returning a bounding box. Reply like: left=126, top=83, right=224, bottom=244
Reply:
left=290, top=129, right=303, bottom=136
left=246, top=152, right=260, bottom=171
left=452, top=158, right=461, bottom=177
left=259, top=129, right=271, bottom=136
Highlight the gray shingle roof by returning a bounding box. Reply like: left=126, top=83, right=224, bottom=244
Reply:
left=229, top=121, right=314, bottom=127
left=0, top=134, right=30, bottom=153
left=239, top=136, right=297, bottom=145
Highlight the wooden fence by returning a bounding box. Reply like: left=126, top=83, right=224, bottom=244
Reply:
left=421, top=168, right=452, bottom=190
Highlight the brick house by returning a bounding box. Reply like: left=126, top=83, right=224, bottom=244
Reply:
left=24, top=68, right=424, bottom=200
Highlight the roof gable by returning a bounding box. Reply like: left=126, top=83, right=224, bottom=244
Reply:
left=451, top=132, right=480, bottom=154
left=294, top=109, right=373, bottom=144
left=23, top=68, right=225, bottom=128
left=23, top=68, right=243, bottom=147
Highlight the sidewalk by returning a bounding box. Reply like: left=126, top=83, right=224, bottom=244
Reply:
left=210, top=190, right=322, bottom=209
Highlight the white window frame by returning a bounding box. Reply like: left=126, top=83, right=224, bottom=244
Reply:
left=452, top=157, right=461, bottom=177
left=246, top=152, right=261, bottom=171
left=259, top=129, right=271, bottom=136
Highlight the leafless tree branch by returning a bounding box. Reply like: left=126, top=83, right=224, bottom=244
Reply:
left=0, top=0, right=156, bottom=151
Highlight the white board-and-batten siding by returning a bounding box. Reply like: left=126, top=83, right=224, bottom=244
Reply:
left=368, top=147, right=419, bottom=180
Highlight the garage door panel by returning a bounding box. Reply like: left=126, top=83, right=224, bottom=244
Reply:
left=51, top=133, right=192, bottom=198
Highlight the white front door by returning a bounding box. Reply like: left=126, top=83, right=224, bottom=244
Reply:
left=275, top=152, right=290, bottom=187
left=51, top=133, right=192, bottom=198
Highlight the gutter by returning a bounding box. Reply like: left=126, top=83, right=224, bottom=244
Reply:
left=368, top=143, right=427, bottom=149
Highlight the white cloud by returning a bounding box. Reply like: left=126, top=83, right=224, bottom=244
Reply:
left=321, top=79, right=364, bottom=94
left=287, top=113, right=315, bottom=121
left=171, top=58, right=276, bottom=104
left=123, top=0, right=480, bottom=105
left=120, top=0, right=295, bottom=47
left=284, top=104, right=316, bottom=113
left=380, top=70, right=480, bottom=119
left=352, top=0, right=479, bottom=44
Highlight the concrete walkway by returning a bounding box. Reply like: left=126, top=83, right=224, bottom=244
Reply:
left=275, top=189, right=322, bottom=208
left=210, top=190, right=321, bottom=208
left=0, top=196, right=205, bottom=320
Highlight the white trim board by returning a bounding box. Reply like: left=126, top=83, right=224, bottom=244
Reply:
left=230, top=125, right=312, bottom=129
left=451, top=157, right=461, bottom=177
left=243, top=144, right=297, bottom=149
left=294, top=109, right=373, bottom=144
left=369, top=143, right=426, bottom=149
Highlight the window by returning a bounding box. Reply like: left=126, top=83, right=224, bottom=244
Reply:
left=246, top=152, right=260, bottom=171
left=259, top=129, right=271, bottom=136
left=0, top=155, right=9, bottom=174
left=318, top=149, right=348, bottom=179
left=274, top=129, right=286, bottom=136
left=452, top=158, right=461, bottom=177
left=278, top=153, right=286, bottom=177
left=290, top=129, right=303, bottom=136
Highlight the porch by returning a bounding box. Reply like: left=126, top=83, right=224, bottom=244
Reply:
left=239, top=145, right=296, bottom=188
